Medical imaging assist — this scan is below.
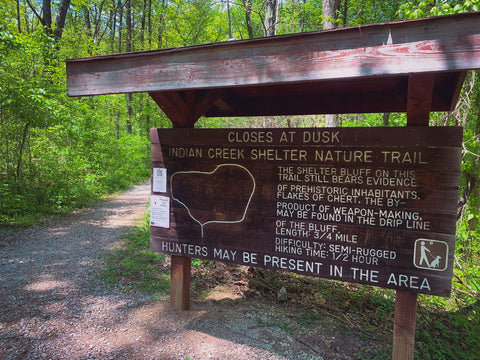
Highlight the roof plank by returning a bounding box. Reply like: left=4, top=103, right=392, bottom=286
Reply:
left=67, top=13, right=480, bottom=98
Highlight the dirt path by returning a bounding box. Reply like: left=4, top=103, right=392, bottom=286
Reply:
left=0, top=183, right=382, bottom=360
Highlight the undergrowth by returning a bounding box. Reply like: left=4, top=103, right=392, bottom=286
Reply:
left=98, top=223, right=170, bottom=296
left=248, top=269, right=479, bottom=359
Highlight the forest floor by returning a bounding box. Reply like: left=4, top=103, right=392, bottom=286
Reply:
left=0, top=182, right=390, bottom=360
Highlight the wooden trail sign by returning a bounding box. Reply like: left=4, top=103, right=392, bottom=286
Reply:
left=151, top=126, right=462, bottom=297
left=65, top=12, right=480, bottom=359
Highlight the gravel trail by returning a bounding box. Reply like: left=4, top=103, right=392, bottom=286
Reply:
left=0, top=182, right=380, bottom=360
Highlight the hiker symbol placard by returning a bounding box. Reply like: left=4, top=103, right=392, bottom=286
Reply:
left=413, top=239, right=448, bottom=271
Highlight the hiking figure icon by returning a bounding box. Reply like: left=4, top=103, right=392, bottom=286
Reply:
left=414, top=239, right=449, bottom=272
left=419, top=240, right=432, bottom=267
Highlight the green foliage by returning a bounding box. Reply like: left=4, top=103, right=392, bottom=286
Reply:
left=343, top=0, right=403, bottom=25
left=0, top=24, right=151, bottom=225
left=398, top=0, right=480, bottom=19
left=416, top=303, right=480, bottom=359
left=164, top=0, right=229, bottom=45
left=1, top=2, right=480, bottom=357
left=277, top=0, right=324, bottom=33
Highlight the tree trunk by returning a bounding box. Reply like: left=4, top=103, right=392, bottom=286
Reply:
left=158, top=0, right=166, bottom=48
left=244, top=0, right=254, bottom=39
left=16, top=0, right=21, bottom=32
left=126, top=93, right=133, bottom=134
left=262, top=0, right=279, bottom=125
left=323, top=0, right=341, bottom=127
left=264, top=0, right=279, bottom=37
left=125, top=0, right=133, bottom=134
left=342, top=0, right=348, bottom=27
left=109, top=1, right=117, bottom=53
left=125, top=0, right=132, bottom=52
left=115, top=110, right=120, bottom=140
left=322, top=0, right=340, bottom=30
left=140, top=0, right=147, bottom=50
left=227, top=0, right=233, bottom=39
left=383, top=112, right=390, bottom=126
left=84, top=6, right=92, bottom=38
left=53, top=0, right=71, bottom=40
left=146, top=0, right=152, bottom=49
left=42, top=0, right=52, bottom=30
left=35, top=0, right=71, bottom=40
left=117, top=0, right=124, bottom=52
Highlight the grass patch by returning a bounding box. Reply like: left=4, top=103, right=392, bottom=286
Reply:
left=255, top=316, right=294, bottom=335
left=98, top=224, right=170, bottom=295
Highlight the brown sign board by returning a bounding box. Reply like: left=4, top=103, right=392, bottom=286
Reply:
left=150, top=127, right=462, bottom=297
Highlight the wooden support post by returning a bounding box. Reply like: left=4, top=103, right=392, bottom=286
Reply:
left=392, top=73, right=433, bottom=359
left=392, top=290, right=418, bottom=360
left=164, top=92, right=199, bottom=310
left=406, top=74, right=435, bottom=126
left=170, top=255, right=192, bottom=310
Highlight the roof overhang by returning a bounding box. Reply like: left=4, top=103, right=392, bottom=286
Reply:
left=66, top=12, right=480, bottom=125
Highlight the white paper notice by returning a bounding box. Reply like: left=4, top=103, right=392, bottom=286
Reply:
left=152, top=168, right=167, bottom=193
left=150, top=195, right=170, bottom=228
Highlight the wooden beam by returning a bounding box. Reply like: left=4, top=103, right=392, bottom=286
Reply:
left=444, top=71, right=467, bottom=112
left=165, top=106, right=198, bottom=310
left=185, top=90, right=196, bottom=125
left=406, top=74, right=435, bottom=126
left=194, top=90, right=224, bottom=120
left=149, top=90, right=221, bottom=127
left=149, top=91, right=187, bottom=125
left=206, top=86, right=408, bottom=117
left=392, top=73, right=433, bottom=359
left=392, top=291, right=418, bottom=360
left=67, top=12, right=480, bottom=97
left=170, top=255, right=192, bottom=310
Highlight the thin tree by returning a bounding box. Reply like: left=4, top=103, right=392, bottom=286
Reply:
left=125, top=0, right=133, bottom=134
left=243, top=0, right=254, bottom=39
left=262, top=0, right=279, bottom=127
left=264, top=0, right=279, bottom=37
left=322, top=0, right=341, bottom=127
left=16, top=0, right=22, bottom=32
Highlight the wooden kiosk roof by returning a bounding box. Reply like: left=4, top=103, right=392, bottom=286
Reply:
left=66, top=12, right=480, bottom=127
